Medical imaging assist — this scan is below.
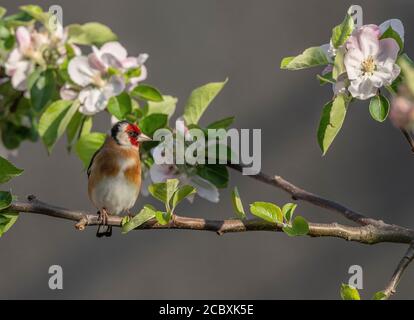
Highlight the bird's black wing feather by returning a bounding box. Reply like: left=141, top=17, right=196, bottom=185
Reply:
left=87, top=146, right=103, bottom=178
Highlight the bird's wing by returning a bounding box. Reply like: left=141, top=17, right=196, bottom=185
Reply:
left=87, top=147, right=102, bottom=178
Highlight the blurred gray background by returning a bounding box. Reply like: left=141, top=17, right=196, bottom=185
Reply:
left=1, top=0, right=414, bottom=299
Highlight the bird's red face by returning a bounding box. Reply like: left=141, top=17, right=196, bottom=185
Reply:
left=112, top=121, right=152, bottom=147
left=125, top=123, right=141, bottom=147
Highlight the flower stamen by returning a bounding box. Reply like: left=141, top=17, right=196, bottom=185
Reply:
left=361, top=56, right=376, bottom=75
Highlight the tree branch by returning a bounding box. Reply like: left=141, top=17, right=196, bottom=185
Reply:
left=9, top=196, right=414, bottom=245
left=382, top=242, right=414, bottom=299
left=228, top=164, right=395, bottom=227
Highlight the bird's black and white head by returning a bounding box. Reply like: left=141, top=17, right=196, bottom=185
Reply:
left=111, top=121, right=152, bottom=147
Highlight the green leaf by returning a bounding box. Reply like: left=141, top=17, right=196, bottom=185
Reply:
left=171, top=185, right=196, bottom=209
left=143, top=95, right=177, bottom=118
left=317, top=94, right=350, bottom=155
left=332, top=49, right=346, bottom=80
left=369, top=95, right=390, bottom=122
left=66, top=112, right=84, bottom=146
left=380, top=26, right=404, bottom=52
left=166, top=178, right=179, bottom=210
left=283, top=216, right=309, bottom=237
left=138, top=113, right=168, bottom=136
left=0, top=191, right=12, bottom=210
left=340, top=284, right=361, bottom=300
left=331, top=14, right=354, bottom=48
left=67, top=22, right=117, bottom=46
left=372, top=291, right=387, bottom=300
left=30, top=69, right=56, bottom=112
left=0, top=7, right=7, bottom=19
left=196, top=164, right=229, bottom=189
left=0, top=212, right=18, bottom=237
left=155, top=211, right=170, bottom=225
left=231, top=187, right=246, bottom=220
left=250, top=202, right=283, bottom=223
left=122, top=205, right=156, bottom=234
left=183, top=79, right=228, bottom=125
left=38, top=100, right=79, bottom=153
left=19, top=5, right=48, bottom=24
left=0, top=156, right=24, bottom=184
left=75, top=132, right=106, bottom=168
left=397, top=54, right=414, bottom=95
left=107, top=92, right=132, bottom=120
left=131, top=84, right=163, bottom=102
left=148, top=182, right=167, bottom=203
left=282, top=203, right=297, bottom=223
left=280, top=47, right=329, bottom=70
left=206, top=116, right=235, bottom=129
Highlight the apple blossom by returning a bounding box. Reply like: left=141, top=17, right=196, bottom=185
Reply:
left=89, top=41, right=148, bottom=90
left=67, top=55, right=125, bottom=115
left=344, top=24, right=400, bottom=100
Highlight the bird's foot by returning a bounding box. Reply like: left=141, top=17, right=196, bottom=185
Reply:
left=96, top=209, right=112, bottom=238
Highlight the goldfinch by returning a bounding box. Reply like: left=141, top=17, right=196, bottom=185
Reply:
left=87, top=121, right=152, bottom=237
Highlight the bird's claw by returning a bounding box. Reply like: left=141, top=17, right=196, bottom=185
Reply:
left=96, top=209, right=112, bottom=238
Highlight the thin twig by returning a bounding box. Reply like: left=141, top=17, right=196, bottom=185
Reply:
left=383, top=242, right=414, bottom=299
left=400, top=128, right=414, bottom=153
left=227, top=163, right=387, bottom=227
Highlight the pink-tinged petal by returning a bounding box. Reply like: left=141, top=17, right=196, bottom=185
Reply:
left=68, top=56, right=95, bottom=87
left=78, top=88, right=108, bottom=115
left=6, top=48, right=23, bottom=68
left=100, top=42, right=128, bottom=61
left=11, top=61, right=32, bottom=91
left=60, top=85, right=79, bottom=100
left=88, top=51, right=106, bottom=73
left=122, top=57, right=138, bottom=69
left=101, top=53, right=123, bottom=69
left=358, top=26, right=380, bottom=58
left=344, top=48, right=364, bottom=80
left=377, top=38, right=399, bottom=63
left=103, top=76, right=125, bottom=98
left=379, top=19, right=404, bottom=42
left=347, top=25, right=380, bottom=57
left=15, top=27, right=31, bottom=51
left=189, top=175, right=219, bottom=203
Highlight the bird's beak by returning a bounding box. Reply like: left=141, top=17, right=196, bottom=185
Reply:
left=138, top=133, right=152, bottom=142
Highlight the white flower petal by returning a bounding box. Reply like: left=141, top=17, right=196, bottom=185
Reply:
left=68, top=56, right=96, bottom=87
left=78, top=88, right=108, bottom=115
left=149, top=164, right=179, bottom=182
left=188, top=175, right=219, bottom=203
left=60, top=84, right=79, bottom=100
left=377, top=38, right=399, bottom=64
left=100, top=42, right=128, bottom=61
left=137, top=53, right=149, bottom=65
left=103, top=76, right=125, bottom=98
left=344, top=49, right=364, bottom=80
left=348, top=77, right=378, bottom=100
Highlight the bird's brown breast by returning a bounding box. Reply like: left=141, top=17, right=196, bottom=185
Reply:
left=88, top=137, right=142, bottom=201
